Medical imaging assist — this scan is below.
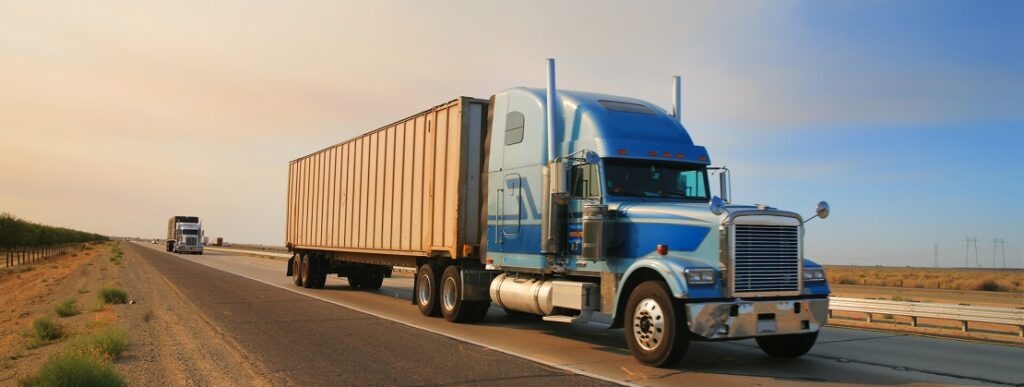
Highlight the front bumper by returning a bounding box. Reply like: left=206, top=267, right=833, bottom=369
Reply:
left=176, top=245, right=203, bottom=253
left=685, top=298, right=828, bottom=340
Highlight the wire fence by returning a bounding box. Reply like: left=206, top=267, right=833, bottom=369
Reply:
left=3, top=244, right=73, bottom=268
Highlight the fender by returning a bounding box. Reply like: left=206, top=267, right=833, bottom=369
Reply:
left=610, top=255, right=724, bottom=326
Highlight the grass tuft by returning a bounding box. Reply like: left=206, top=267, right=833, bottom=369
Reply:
left=27, top=317, right=63, bottom=348
left=53, top=299, right=79, bottom=317
left=29, top=353, right=125, bottom=387
left=67, top=328, right=130, bottom=360
left=97, top=288, right=128, bottom=304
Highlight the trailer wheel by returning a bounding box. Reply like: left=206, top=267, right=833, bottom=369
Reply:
left=439, top=266, right=488, bottom=323
left=291, top=255, right=303, bottom=286
left=415, top=263, right=441, bottom=317
left=311, top=255, right=328, bottom=289
left=755, top=331, right=818, bottom=358
left=624, top=281, right=689, bottom=367
left=361, top=270, right=384, bottom=290
left=301, top=254, right=314, bottom=289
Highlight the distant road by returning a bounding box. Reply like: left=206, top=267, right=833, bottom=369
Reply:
left=132, top=243, right=1024, bottom=386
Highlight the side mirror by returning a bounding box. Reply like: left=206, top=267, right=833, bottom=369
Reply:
left=709, top=196, right=726, bottom=215
left=815, top=201, right=830, bottom=219
left=805, top=201, right=830, bottom=223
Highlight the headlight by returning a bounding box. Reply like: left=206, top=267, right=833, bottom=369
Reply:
left=803, top=268, right=825, bottom=281
left=684, top=269, right=716, bottom=285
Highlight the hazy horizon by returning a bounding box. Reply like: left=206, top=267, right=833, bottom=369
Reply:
left=2, top=1, right=1021, bottom=267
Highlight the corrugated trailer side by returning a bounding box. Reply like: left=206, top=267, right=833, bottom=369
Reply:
left=286, top=97, right=488, bottom=265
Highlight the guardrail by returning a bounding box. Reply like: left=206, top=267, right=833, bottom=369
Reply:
left=829, top=296, right=1024, bottom=337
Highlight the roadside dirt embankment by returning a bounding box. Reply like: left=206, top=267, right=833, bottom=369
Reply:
left=0, top=242, right=273, bottom=386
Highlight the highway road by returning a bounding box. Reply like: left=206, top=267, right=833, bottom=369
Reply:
left=129, top=243, right=1024, bottom=386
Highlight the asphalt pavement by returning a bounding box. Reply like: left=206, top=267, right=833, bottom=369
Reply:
left=128, top=243, right=613, bottom=386
left=130, top=243, right=1024, bottom=386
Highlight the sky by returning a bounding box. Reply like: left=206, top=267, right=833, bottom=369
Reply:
left=1, top=0, right=1021, bottom=267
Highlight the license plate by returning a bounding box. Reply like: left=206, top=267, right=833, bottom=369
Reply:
left=757, top=319, right=777, bottom=333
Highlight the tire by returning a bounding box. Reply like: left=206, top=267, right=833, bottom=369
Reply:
left=291, top=255, right=302, bottom=286
left=415, top=263, right=441, bottom=317
left=439, top=266, right=489, bottom=323
left=346, top=272, right=364, bottom=289
left=755, top=331, right=819, bottom=358
left=624, top=281, right=689, bottom=367
left=300, top=254, right=313, bottom=289
left=313, top=255, right=328, bottom=289
left=361, top=270, right=384, bottom=290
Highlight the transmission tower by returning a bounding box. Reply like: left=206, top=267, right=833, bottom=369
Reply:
left=963, top=237, right=980, bottom=268
left=933, top=242, right=939, bottom=268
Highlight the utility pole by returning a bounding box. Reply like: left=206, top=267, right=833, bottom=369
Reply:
left=933, top=242, right=939, bottom=268
left=993, top=238, right=1007, bottom=268
left=963, top=237, right=970, bottom=268
left=973, top=237, right=980, bottom=268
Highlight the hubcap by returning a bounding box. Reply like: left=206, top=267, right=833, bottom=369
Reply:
left=417, top=273, right=431, bottom=307
left=442, top=276, right=458, bottom=311
left=633, top=298, right=666, bottom=351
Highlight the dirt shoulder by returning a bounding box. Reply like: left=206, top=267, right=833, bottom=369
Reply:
left=0, top=242, right=275, bottom=386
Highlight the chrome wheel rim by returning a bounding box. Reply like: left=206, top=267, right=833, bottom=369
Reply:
left=633, top=298, right=665, bottom=351
left=417, top=273, right=431, bottom=307
left=442, top=276, right=458, bottom=312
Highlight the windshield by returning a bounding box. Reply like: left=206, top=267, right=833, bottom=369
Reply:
left=604, top=158, right=709, bottom=201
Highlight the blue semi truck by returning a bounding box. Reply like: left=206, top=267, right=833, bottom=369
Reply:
left=285, top=59, right=831, bottom=367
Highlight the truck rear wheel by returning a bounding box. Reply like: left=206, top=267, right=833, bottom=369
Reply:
left=624, top=281, right=689, bottom=367
left=439, top=266, right=489, bottom=323
left=415, top=263, right=441, bottom=317
left=755, top=331, right=818, bottom=358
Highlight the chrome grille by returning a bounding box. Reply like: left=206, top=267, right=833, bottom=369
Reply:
left=732, top=224, right=800, bottom=294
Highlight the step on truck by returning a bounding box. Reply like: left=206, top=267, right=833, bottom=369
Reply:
left=284, top=59, right=832, bottom=367
left=167, top=216, right=204, bottom=255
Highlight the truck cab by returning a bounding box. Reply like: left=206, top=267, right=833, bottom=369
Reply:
left=484, top=86, right=831, bottom=366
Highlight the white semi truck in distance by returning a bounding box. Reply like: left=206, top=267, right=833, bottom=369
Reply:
left=167, top=216, right=204, bottom=255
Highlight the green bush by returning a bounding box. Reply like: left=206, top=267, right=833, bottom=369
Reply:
left=32, top=317, right=62, bottom=342
left=67, top=328, right=130, bottom=360
left=97, top=288, right=128, bottom=304
left=53, top=299, right=79, bottom=317
left=30, top=353, right=125, bottom=387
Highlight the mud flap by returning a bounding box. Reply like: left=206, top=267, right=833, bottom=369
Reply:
left=286, top=256, right=295, bottom=277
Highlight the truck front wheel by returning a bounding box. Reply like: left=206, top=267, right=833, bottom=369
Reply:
left=415, top=263, right=441, bottom=317
left=624, top=281, right=689, bottom=367
left=755, top=331, right=818, bottom=358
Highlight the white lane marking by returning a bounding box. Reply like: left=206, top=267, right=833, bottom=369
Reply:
left=141, top=244, right=637, bottom=387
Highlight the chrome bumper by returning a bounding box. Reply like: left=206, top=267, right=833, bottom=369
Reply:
left=685, top=298, right=828, bottom=339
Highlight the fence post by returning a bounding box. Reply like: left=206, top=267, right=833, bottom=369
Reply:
left=961, top=321, right=968, bottom=332
left=910, top=317, right=918, bottom=327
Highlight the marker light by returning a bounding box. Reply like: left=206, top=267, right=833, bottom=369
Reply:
left=617, top=149, right=628, bottom=155
left=648, top=150, right=658, bottom=157
left=656, top=244, right=669, bottom=255
left=662, top=152, right=671, bottom=158
left=675, top=153, right=685, bottom=159
left=699, top=155, right=708, bottom=161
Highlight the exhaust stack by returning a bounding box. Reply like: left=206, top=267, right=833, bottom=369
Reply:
left=546, top=58, right=557, bottom=162
left=672, top=75, right=682, bottom=125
